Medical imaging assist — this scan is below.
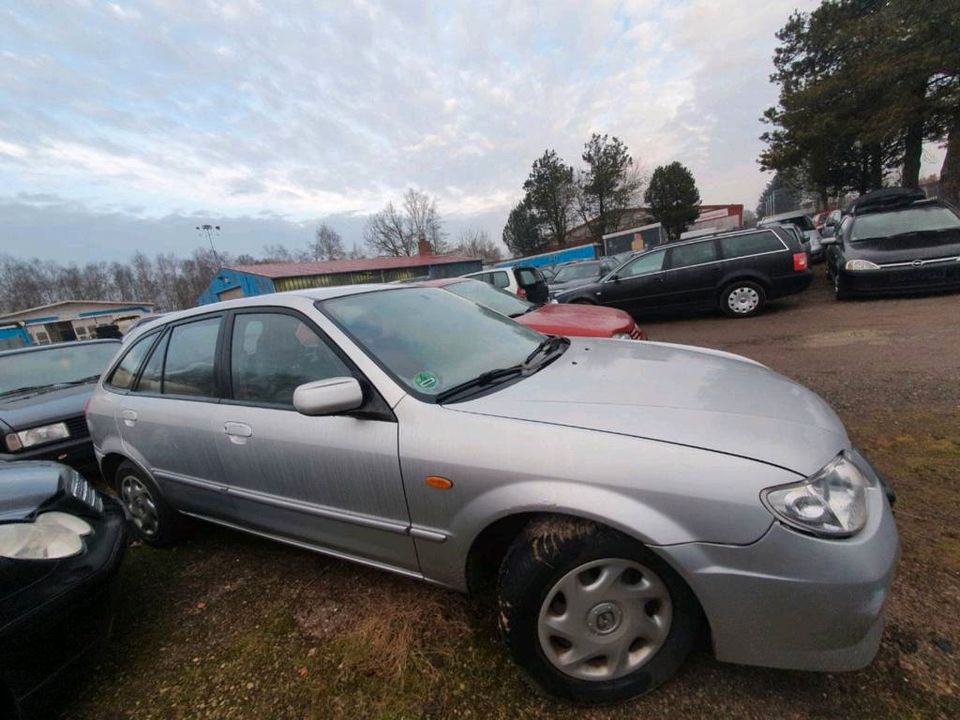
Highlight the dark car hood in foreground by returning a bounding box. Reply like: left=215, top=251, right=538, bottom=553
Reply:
left=0, top=461, right=66, bottom=522
left=0, top=383, right=93, bottom=433
left=847, top=229, right=960, bottom=264
left=455, top=339, right=848, bottom=476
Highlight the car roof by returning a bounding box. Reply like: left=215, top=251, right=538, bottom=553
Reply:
left=848, top=188, right=934, bottom=216
left=758, top=210, right=809, bottom=222
left=0, top=338, right=120, bottom=358
left=411, top=277, right=467, bottom=288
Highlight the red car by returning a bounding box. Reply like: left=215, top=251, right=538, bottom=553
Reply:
left=416, top=277, right=647, bottom=340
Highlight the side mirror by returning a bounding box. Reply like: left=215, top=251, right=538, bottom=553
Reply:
left=605, top=273, right=619, bottom=283
left=293, top=377, right=363, bottom=416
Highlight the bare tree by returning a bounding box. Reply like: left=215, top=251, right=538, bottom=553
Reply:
left=364, top=189, right=447, bottom=256
left=454, top=229, right=502, bottom=265
left=310, top=223, right=346, bottom=261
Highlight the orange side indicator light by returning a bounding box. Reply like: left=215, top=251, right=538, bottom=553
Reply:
left=425, top=475, right=454, bottom=490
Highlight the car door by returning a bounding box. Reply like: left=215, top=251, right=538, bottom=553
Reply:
left=661, top=240, right=722, bottom=310
left=597, top=248, right=668, bottom=314
left=113, top=314, right=233, bottom=518
left=211, top=308, right=418, bottom=572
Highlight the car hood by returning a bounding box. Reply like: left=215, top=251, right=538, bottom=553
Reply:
left=847, top=229, right=960, bottom=264
left=0, top=460, right=66, bottom=522
left=549, top=277, right=597, bottom=292
left=516, top=303, right=635, bottom=337
left=0, top=383, right=93, bottom=433
left=453, top=339, right=847, bottom=476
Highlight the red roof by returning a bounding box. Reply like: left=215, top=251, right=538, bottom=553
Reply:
left=229, top=254, right=477, bottom=279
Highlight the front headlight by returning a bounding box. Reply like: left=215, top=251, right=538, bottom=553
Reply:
left=762, top=452, right=873, bottom=538
left=4, top=421, right=70, bottom=451
left=845, top=259, right=880, bottom=271
left=0, top=512, right=92, bottom=560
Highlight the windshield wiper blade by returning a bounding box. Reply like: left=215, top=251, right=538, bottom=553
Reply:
left=436, top=365, right=526, bottom=403
left=524, top=335, right=569, bottom=366
left=0, top=384, right=54, bottom=398
left=56, top=374, right=101, bottom=386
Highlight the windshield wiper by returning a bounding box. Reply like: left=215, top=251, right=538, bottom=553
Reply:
left=0, top=384, right=54, bottom=398
left=436, top=336, right=570, bottom=403
left=55, top=374, right=101, bottom=387
left=0, top=375, right=101, bottom=399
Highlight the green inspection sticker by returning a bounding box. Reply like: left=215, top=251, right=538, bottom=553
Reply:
left=413, top=371, right=439, bottom=390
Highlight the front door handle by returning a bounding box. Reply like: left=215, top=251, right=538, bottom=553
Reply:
left=223, top=422, right=253, bottom=445
left=121, top=409, right=138, bottom=427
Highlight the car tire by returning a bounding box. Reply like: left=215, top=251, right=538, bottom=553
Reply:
left=720, top=281, right=766, bottom=318
left=497, top=516, right=702, bottom=704
left=114, top=461, right=185, bottom=546
left=833, top=272, right=849, bottom=301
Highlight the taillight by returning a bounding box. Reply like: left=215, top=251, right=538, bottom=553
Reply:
left=517, top=287, right=527, bottom=299
left=793, top=252, right=808, bottom=272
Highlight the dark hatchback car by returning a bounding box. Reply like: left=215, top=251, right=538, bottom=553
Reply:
left=553, top=226, right=811, bottom=318
left=0, top=461, right=126, bottom=720
left=547, top=258, right=618, bottom=296
left=825, top=188, right=960, bottom=299
left=0, top=340, right=120, bottom=473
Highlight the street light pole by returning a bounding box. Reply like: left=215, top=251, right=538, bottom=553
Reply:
left=196, top=224, right=222, bottom=265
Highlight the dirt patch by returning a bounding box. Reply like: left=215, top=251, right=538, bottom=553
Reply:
left=799, top=328, right=893, bottom=348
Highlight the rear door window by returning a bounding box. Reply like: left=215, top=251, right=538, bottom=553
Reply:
left=107, top=332, right=157, bottom=390
left=719, top=231, right=785, bottom=259
left=619, top=250, right=665, bottom=278
left=667, top=241, right=718, bottom=269
left=162, top=317, right=221, bottom=398
left=229, top=312, right=352, bottom=407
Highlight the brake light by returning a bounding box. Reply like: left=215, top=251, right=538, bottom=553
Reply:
left=517, top=287, right=527, bottom=299
left=793, top=252, right=808, bottom=272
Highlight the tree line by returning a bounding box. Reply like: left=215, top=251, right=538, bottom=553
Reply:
left=0, top=206, right=501, bottom=314
left=502, top=134, right=703, bottom=255
left=759, top=0, right=960, bottom=208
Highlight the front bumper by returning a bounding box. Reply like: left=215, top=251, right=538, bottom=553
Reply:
left=0, top=496, right=127, bottom=718
left=660, top=484, right=898, bottom=672
left=841, top=263, right=960, bottom=296
left=0, top=436, right=98, bottom=476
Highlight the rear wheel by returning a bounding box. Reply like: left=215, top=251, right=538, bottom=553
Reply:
left=497, top=517, right=701, bottom=703
left=833, top=272, right=849, bottom=300
left=720, top=281, right=766, bottom=318
left=115, top=461, right=185, bottom=546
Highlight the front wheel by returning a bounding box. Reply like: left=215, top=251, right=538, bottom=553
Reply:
left=115, top=461, right=186, bottom=546
left=720, top=281, right=766, bottom=318
left=497, top=517, right=702, bottom=703
left=833, top=272, right=849, bottom=300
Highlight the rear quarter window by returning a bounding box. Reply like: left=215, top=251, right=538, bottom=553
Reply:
left=491, top=271, right=510, bottom=289
left=719, top=231, right=785, bottom=259
left=107, top=332, right=157, bottom=390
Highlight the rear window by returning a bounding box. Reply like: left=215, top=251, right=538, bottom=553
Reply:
left=515, top=268, right=542, bottom=286
left=719, top=231, right=785, bottom=259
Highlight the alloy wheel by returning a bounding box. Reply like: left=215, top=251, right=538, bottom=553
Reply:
left=537, top=558, right=672, bottom=681
left=120, top=475, right=160, bottom=537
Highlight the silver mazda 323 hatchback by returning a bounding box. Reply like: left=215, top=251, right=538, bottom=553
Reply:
left=87, top=285, right=899, bottom=703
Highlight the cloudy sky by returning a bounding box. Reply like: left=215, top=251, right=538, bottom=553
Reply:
left=1, top=0, right=940, bottom=263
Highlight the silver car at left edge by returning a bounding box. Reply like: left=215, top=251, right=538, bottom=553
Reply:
left=86, top=284, right=899, bottom=704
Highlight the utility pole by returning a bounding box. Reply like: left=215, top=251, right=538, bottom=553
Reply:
left=196, top=224, right=222, bottom=265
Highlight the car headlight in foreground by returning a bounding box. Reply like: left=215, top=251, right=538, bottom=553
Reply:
left=4, top=421, right=70, bottom=451
left=0, top=511, right=93, bottom=560
left=762, top=452, right=873, bottom=537
left=845, top=259, right=881, bottom=271
left=612, top=332, right=631, bottom=339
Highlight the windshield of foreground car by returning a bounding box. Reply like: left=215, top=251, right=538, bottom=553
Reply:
left=850, top=205, right=960, bottom=242
left=321, top=288, right=546, bottom=397
left=553, top=262, right=600, bottom=283
left=0, top=342, right=119, bottom=396
left=444, top=278, right=534, bottom=318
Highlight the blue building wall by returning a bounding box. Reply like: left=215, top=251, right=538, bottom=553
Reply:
left=0, top=324, right=31, bottom=348
left=495, top=242, right=598, bottom=269
left=197, top=268, right=277, bottom=305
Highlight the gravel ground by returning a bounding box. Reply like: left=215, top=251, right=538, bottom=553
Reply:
left=63, top=271, right=960, bottom=720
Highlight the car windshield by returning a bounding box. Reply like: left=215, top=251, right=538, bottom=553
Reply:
left=850, top=205, right=960, bottom=242
left=553, top=262, right=599, bottom=282
left=321, top=288, right=544, bottom=397
left=0, top=342, right=119, bottom=396
left=443, top=279, right=533, bottom=318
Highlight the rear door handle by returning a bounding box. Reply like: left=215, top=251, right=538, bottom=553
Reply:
left=121, top=409, right=138, bottom=426
left=223, top=422, right=253, bottom=445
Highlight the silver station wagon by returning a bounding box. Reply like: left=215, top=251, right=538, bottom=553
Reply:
left=87, top=285, right=899, bottom=703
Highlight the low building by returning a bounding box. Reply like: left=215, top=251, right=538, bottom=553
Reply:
left=198, top=246, right=482, bottom=305
left=0, top=301, right=154, bottom=345
left=602, top=204, right=744, bottom=255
